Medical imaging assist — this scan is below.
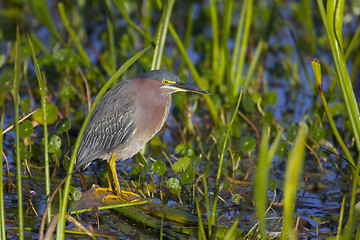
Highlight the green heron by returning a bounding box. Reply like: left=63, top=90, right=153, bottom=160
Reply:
left=75, top=70, right=209, bottom=201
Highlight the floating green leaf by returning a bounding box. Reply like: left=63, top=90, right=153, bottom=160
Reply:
left=191, top=157, right=202, bottom=168
left=240, top=136, right=256, bottom=152
left=264, top=90, right=277, bottom=106
left=0, top=70, right=12, bottom=89
left=231, top=194, right=243, bottom=205
left=45, top=134, right=61, bottom=153
left=166, top=178, right=181, bottom=194
left=269, top=178, right=277, bottom=191
left=14, top=142, right=32, bottom=160
left=242, top=96, right=256, bottom=111
left=33, top=103, right=58, bottom=125
left=141, top=163, right=152, bottom=177
left=19, top=120, right=33, bottom=138
left=286, top=123, right=298, bottom=143
left=69, top=186, right=82, bottom=201
left=222, top=179, right=231, bottom=191
left=20, top=98, right=31, bottom=113
left=172, top=157, right=191, bottom=173
left=60, top=85, right=74, bottom=101
left=263, top=111, right=274, bottom=125
left=151, top=160, right=166, bottom=175
left=175, top=143, right=194, bottom=156
left=56, top=118, right=71, bottom=133
left=276, top=142, right=288, bottom=158
left=180, top=167, right=195, bottom=184
left=29, top=0, right=63, bottom=43
left=149, top=135, right=162, bottom=148
left=312, top=127, right=325, bottom=142
left=218, top=136, right=230, bottom=152
left=52, top=48, right=80, bottom=69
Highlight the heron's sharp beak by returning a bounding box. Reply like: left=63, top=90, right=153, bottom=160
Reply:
left=171, top=82, right=210, bottom=95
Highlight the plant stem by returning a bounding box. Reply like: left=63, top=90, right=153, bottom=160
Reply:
left=27, top=35, right=51, bottom=224
left=151, top=0, right=175, bottom=70
left=0, top=111, right=6, bottom=240
left=13, top=26, right=24, bottom=240
left=210, top=88, right=243, bottom=235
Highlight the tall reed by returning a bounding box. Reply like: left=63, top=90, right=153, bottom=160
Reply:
left=0, top=111, right=6, bottom=240
left=28, top=35, right=52, bottom=225
left=13, top=27, right=24, bottom=240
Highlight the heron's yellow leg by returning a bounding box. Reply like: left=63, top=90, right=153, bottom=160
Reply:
left=109, top=153, right=122, bottom=197
left=107, top=165, right=113, bottom=192
left=104, top=153, right=140, bottom=202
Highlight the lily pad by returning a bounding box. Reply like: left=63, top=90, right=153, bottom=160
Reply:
left=44, top=134, right=61, bottom=153
left=172, top=157, right=191, bottom=173
left=180, top=167, right=195, bottom=184
left=152, top=160, right=166, bottom=175
left=33, top=103, right=58, bottom=125
left=21, top=98, right=31, bottom=113
left=240, top=136, right=256, bottom=152
left=166, top=178, right=181, bottom=194
left=56, top=118, right=71, bottom=133
left=19, top=120, right=33, bottom=138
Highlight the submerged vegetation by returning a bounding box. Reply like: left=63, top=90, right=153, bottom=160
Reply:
left=1, top=0, right=360, bottom=239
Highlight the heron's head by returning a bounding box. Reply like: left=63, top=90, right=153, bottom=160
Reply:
left=138, top=70, right=209, bottom=95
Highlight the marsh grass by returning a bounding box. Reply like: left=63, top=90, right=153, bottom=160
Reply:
left=0, top=111, right=5, bottom=239
left=13, top=27, right=24, bottom=240
left=0, top=0, right=360, bottom=239
left=28, top=34, right=51, bottom=225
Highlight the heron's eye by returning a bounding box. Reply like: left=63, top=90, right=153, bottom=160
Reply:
left=163, top=80, right=169, bottom=84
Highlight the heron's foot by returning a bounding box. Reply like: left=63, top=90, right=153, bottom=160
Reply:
left=107, top=190, right=141, bottom=203
left=94, top=187, right=141, bottom=203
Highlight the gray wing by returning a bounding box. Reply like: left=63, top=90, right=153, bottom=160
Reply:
left=75, top=81, right=136, bottom=170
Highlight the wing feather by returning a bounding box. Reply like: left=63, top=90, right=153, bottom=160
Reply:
left=75, top=81, right=136, bottom=170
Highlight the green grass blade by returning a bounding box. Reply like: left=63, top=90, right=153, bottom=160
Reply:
left=27, top=35, right=51, bottom=224
left=107, top=18, right=116, bottom=74
left=233, top=0, right=252, bottom=95
left=29, top=0, right=64, bottom=44
left=255, top=127, right=270, bottom=238
left=280, top=122, right=308, bottom=240
left=317, top=1, right=360, bottom=235
left=195, top=196, right=206, bottom=239
left=151, top=0, right=175, bottom=70
left=210, top=0, right=219, bottom=77
left=317, top=0, right=360, bottom=151
left=168, top=24, right=219, bottom=125
left=311, top=59, right=355, bottom=168
left=112, top=0, right=151, bottom=42
left=242, top=39, right=264, bottom=90
left=326, top=0, right=344, bottom=51
left=303, top=0, right=316, bottom=55
left=255, top=127, right=281, bottom=238
left=231, top=1, right=247, bottom=80
left=58, top=2, right=91, bottom=67
left=344, top=24, right=360, bottom=61
left=221, top=0, right=234, bottom=101
left=336, top=195, right=346, bottom=238
left=224, top=216, right=240, bottom=240
left=202, top=176, right=211, bottom=237
left=278, top=11, right=315, bottom=95
left=210, top=88, right=243, bottom=236
left=0, top=111, right=6, bottom=239
left=56, top=45, right=151, bottom=239
left=12, top=26, right=24, bottom=240
left=179, top=4, right=194, bottom=73
left=242, top=5, right=276, bottom=90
